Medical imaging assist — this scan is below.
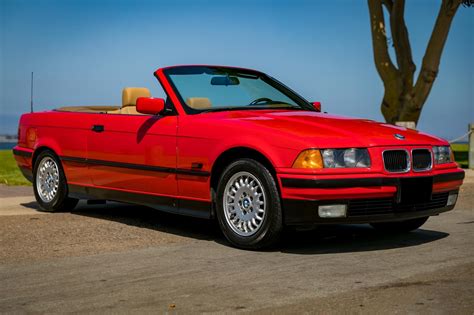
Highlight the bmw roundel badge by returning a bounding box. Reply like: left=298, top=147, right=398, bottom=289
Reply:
left=394, top=133, right=405, bottom=140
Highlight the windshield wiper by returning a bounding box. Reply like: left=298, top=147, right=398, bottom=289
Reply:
left=198, top=105, right=304, bottom=114
left=198, top=107, right=254, bottom=113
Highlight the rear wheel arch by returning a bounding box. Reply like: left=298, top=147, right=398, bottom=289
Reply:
left=32, top=146, right=59, bottom=166
left=32, top=147, right=69, bottom=184
left=32, top=149, right=78, bottom=212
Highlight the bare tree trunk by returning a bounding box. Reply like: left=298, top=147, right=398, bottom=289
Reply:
left=368, top=0, right=461, bottom=126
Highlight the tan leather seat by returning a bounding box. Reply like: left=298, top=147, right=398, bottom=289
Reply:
left=120, top=87, right=151, bottom=114
left=186, top=97, right=212, bottom=110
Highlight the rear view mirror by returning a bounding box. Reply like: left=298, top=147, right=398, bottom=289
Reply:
left=312, top=101, right=321, bottom=112
left=210, top=76, right=240, bottom=86
left=136, top=97, right=165, bottom=115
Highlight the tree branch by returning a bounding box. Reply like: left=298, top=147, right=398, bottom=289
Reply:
left=390, top=0, right=416, bottom=85
left=368, top=0, right=398, bottom=83
left=413, top=0, right=461, bottom=106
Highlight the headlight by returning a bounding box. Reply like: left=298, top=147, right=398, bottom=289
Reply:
left=322, top=148, right=371, bottom=168
left=293, top=148, right=370, bottom=169
left=433, top=146, right=454, bottom=164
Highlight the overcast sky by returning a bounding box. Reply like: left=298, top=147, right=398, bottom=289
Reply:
left=0, top=0, right=472, bottom=140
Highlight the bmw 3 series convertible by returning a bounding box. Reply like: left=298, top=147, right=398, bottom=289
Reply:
left=13, top=65, right=465, bottom=249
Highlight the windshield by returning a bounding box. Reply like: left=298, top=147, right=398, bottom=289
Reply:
left=163, top=66, right=313, bottom=114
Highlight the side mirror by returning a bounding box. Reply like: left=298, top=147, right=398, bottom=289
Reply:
left=312, top=101, right=321, bottom=112
left=136, top=97, right=165, bottom=115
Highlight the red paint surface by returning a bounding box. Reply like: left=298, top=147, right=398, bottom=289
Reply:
left=14, top=65, right=464, bottom=204
left=136, top=97, right=165, bottom=115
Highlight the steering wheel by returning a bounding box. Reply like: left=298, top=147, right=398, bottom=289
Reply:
left=249, top=97, right=273, bottom=105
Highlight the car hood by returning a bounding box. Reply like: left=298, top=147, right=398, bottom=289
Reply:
left=207, top=110, right=447, bottom=148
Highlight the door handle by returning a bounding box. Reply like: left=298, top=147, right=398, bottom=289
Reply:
left=91, top=125, right=105, bottom=132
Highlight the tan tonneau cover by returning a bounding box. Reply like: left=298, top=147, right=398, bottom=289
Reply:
left=55, top=106, right=120, bottom=113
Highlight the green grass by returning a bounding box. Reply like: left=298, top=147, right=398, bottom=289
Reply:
left=0, top=150, right=32, bottom=186
left=451, top=143, right=469, bottom=168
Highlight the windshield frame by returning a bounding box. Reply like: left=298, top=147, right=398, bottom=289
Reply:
left=162, top=65, right=315, bottom=115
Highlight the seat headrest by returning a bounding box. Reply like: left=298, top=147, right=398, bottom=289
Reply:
left=122, top=87, right=151, bottom=108
left=186, top=97, right=212, bottom=110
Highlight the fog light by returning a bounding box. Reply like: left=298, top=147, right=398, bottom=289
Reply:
left=318, top=204, right=347, bottom=218
left=447, top=193, right=458, bottom=206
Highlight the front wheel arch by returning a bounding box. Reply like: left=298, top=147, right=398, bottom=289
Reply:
left=210, top=147, right=278, bottom=193
left=209, top=147, right=280, bottom=219
left=215, top=158, right=283, bottom=249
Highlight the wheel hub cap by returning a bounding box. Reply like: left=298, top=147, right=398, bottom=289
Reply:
left=223, top=171, right=266, bottom=236
left=36, top=157, right=60, bottom=203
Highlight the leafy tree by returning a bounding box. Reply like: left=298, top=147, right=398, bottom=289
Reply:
left=367, top=0, right=470, bottom=125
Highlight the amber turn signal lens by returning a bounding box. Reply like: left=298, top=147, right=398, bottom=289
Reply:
left=293, top=149, right=324, bottom=169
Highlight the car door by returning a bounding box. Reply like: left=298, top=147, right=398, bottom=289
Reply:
left=48, top=112, right=95, bottom=186
left=87, top=112, right=178, bottom=207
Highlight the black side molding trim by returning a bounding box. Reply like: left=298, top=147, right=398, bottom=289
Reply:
left=281, top=171, right=465, bottom=189
left=281, top=177, right=399, bottom=189
left=68, top=184, right=212, bottom=219
left=433, top=171, right=465, bottom=183
left=60, top=156, right=210, bottom=177
left=12, top=148, right=33, bottom=158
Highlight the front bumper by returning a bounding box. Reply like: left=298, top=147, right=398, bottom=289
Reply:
left=279, top=170, right=464, bottom=225
left=283, top=192, right=456, bottom=225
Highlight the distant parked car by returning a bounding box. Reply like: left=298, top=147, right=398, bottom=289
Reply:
left=13, top=65, right=465, bottom=249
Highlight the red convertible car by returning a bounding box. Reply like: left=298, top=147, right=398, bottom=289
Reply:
left=13, top=65, right=464, bottom=249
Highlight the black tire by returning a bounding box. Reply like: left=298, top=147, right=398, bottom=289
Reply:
left=33, top=150, right=78, bottom=212
left=370, top=216, right=429, bottom=233
left=216, top=159, right=282, bottom=249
